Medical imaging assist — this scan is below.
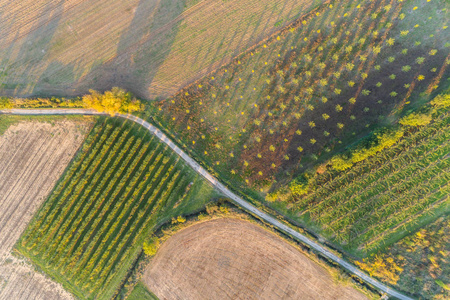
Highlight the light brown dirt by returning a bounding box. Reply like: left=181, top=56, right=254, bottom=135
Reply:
left=0, top=0, right=321, bottom=99
left=0, top=119, right=90, bottom=300
left=0, top=255, right=74, bottom=300
left=143, top=218, right=368, bottom=300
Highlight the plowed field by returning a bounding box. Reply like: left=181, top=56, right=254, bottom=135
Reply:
left=0, top=0, right=324, bottom=99
left=143, top=218, right=367, bottom=300
left=0, top=119, right=90, bottom=300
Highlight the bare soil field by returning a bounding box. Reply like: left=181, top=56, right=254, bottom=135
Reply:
left=0, top=119, right=90, bottom=300
left=143, top=218, right=367, bottom=300
left=0, top=255, right=74, bottom=300
left=0, top=0, right=323, bottom=99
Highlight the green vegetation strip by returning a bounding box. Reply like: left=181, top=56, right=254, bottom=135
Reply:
left=295, top=112, right=450, bottom=254
left=17, top=117, right=217, bottom=300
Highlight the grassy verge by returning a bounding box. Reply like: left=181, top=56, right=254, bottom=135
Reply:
left=127, top=282, right=158, bottom=300
left=15, top=117, right=219, bottom=300
left=0, top=114, right=92, bottom=135
left=117, top=200, right=379, bottom=300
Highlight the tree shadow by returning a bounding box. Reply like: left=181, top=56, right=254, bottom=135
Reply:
left=0, top=0, right=65, bottom=95
left=72, top=0, right=187, bottom=100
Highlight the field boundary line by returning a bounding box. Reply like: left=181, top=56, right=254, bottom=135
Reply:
left=0, top=108, right=413, bottom=300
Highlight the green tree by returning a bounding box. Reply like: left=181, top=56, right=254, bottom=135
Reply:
left=289, top=175, right=310, bottom=197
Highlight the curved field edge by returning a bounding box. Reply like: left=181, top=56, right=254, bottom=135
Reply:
left=15, top=116, right=219, bottom=300
left=123, top=203, right=377, bottom=300
left=143, top=0, right=450, bottom=256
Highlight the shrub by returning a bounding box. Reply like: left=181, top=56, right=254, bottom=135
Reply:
left=399, top=113, right=432, bottom=127
left=430, top=93, right=450, bottom=109
left=143, top=238, right=160, bottom=256
left=289, top=175, right=310, bottom=197
left=0, top=97, right=13, bottom=109
left=355, top=255, right=403, bottom=285
left=330, top=155, right=353, bottom=171
left=177, top=215, right=186, bottom=223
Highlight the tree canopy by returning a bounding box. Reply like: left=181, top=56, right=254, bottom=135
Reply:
left=82, top=87, right=143, bottom=115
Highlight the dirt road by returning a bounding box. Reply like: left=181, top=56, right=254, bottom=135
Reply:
left=0, top=108, right=413, bottom=300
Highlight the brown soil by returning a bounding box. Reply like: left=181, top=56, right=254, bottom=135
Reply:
left=0, top=255, right=74, bottom=300
left=0, top=0, right=320, bottom=100
left=0, top=120, right=90, bottom=300
left=143, top=218, right=368, bottom=300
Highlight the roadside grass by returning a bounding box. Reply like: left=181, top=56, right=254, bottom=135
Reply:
left=16, top=117, right=219, bottom=300
left=0, top=114, right=91, bottom=135
left=127, top=281, right=158, bottom=300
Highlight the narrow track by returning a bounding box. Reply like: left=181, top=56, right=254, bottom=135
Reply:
left=0, top=108, right=413, bottom=300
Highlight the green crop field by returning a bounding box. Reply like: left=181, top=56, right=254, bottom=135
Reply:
left=16, top=117, right=218, bottom=300
left=290, top=110, right=450, bottom=254
left=149, top=0, right=449, bottom=190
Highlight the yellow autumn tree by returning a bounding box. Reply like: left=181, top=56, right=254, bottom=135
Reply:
left=356, top=255, right=404, bottom=285
left=82, top=87, right=143, bottom=115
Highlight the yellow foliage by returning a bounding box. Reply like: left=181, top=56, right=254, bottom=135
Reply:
left=356, top=255, right=403, bottom=285
left=0, top=97, right=13, bottom=109
left=430, top=93, right=450, bottom=109
left=330, top=155, right=353, bottom=171
left=399, top=112, right=432, bottom=127
left=289, top=176, right=310, bottom=197
left=143, top=238, right=160, bottom=256
left=82, top=87, right=143, bottom=115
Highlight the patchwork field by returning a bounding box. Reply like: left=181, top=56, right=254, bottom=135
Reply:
left=17, top=117, right=218, bottom=300
left=0, top=119, right=91, bottom=300
left=143, top=218, right=367, bottom=300
left=0, top=0, right=325, bottom=99
left=151, top=0, right=449, bottom=186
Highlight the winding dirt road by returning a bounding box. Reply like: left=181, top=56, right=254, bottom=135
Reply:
left=0, top=108, right=412, bottom=300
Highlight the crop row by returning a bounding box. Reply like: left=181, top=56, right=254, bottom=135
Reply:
left=294, top=113, right=450, bottom=250
left=19, top=118, right=194, bottom=298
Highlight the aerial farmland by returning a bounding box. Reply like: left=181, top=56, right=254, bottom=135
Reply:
left=0, top=0, right=449, bottom=299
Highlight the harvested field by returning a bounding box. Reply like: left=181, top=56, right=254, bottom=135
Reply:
left=0, top=119, right=91, bottom=300
left=18, top=117, right=218, bottom=300
left=143, top=218, right=367, bottom=300
left=0, top=0, right=323, bottom=99
left=0, top=255, right=74, bottom=300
